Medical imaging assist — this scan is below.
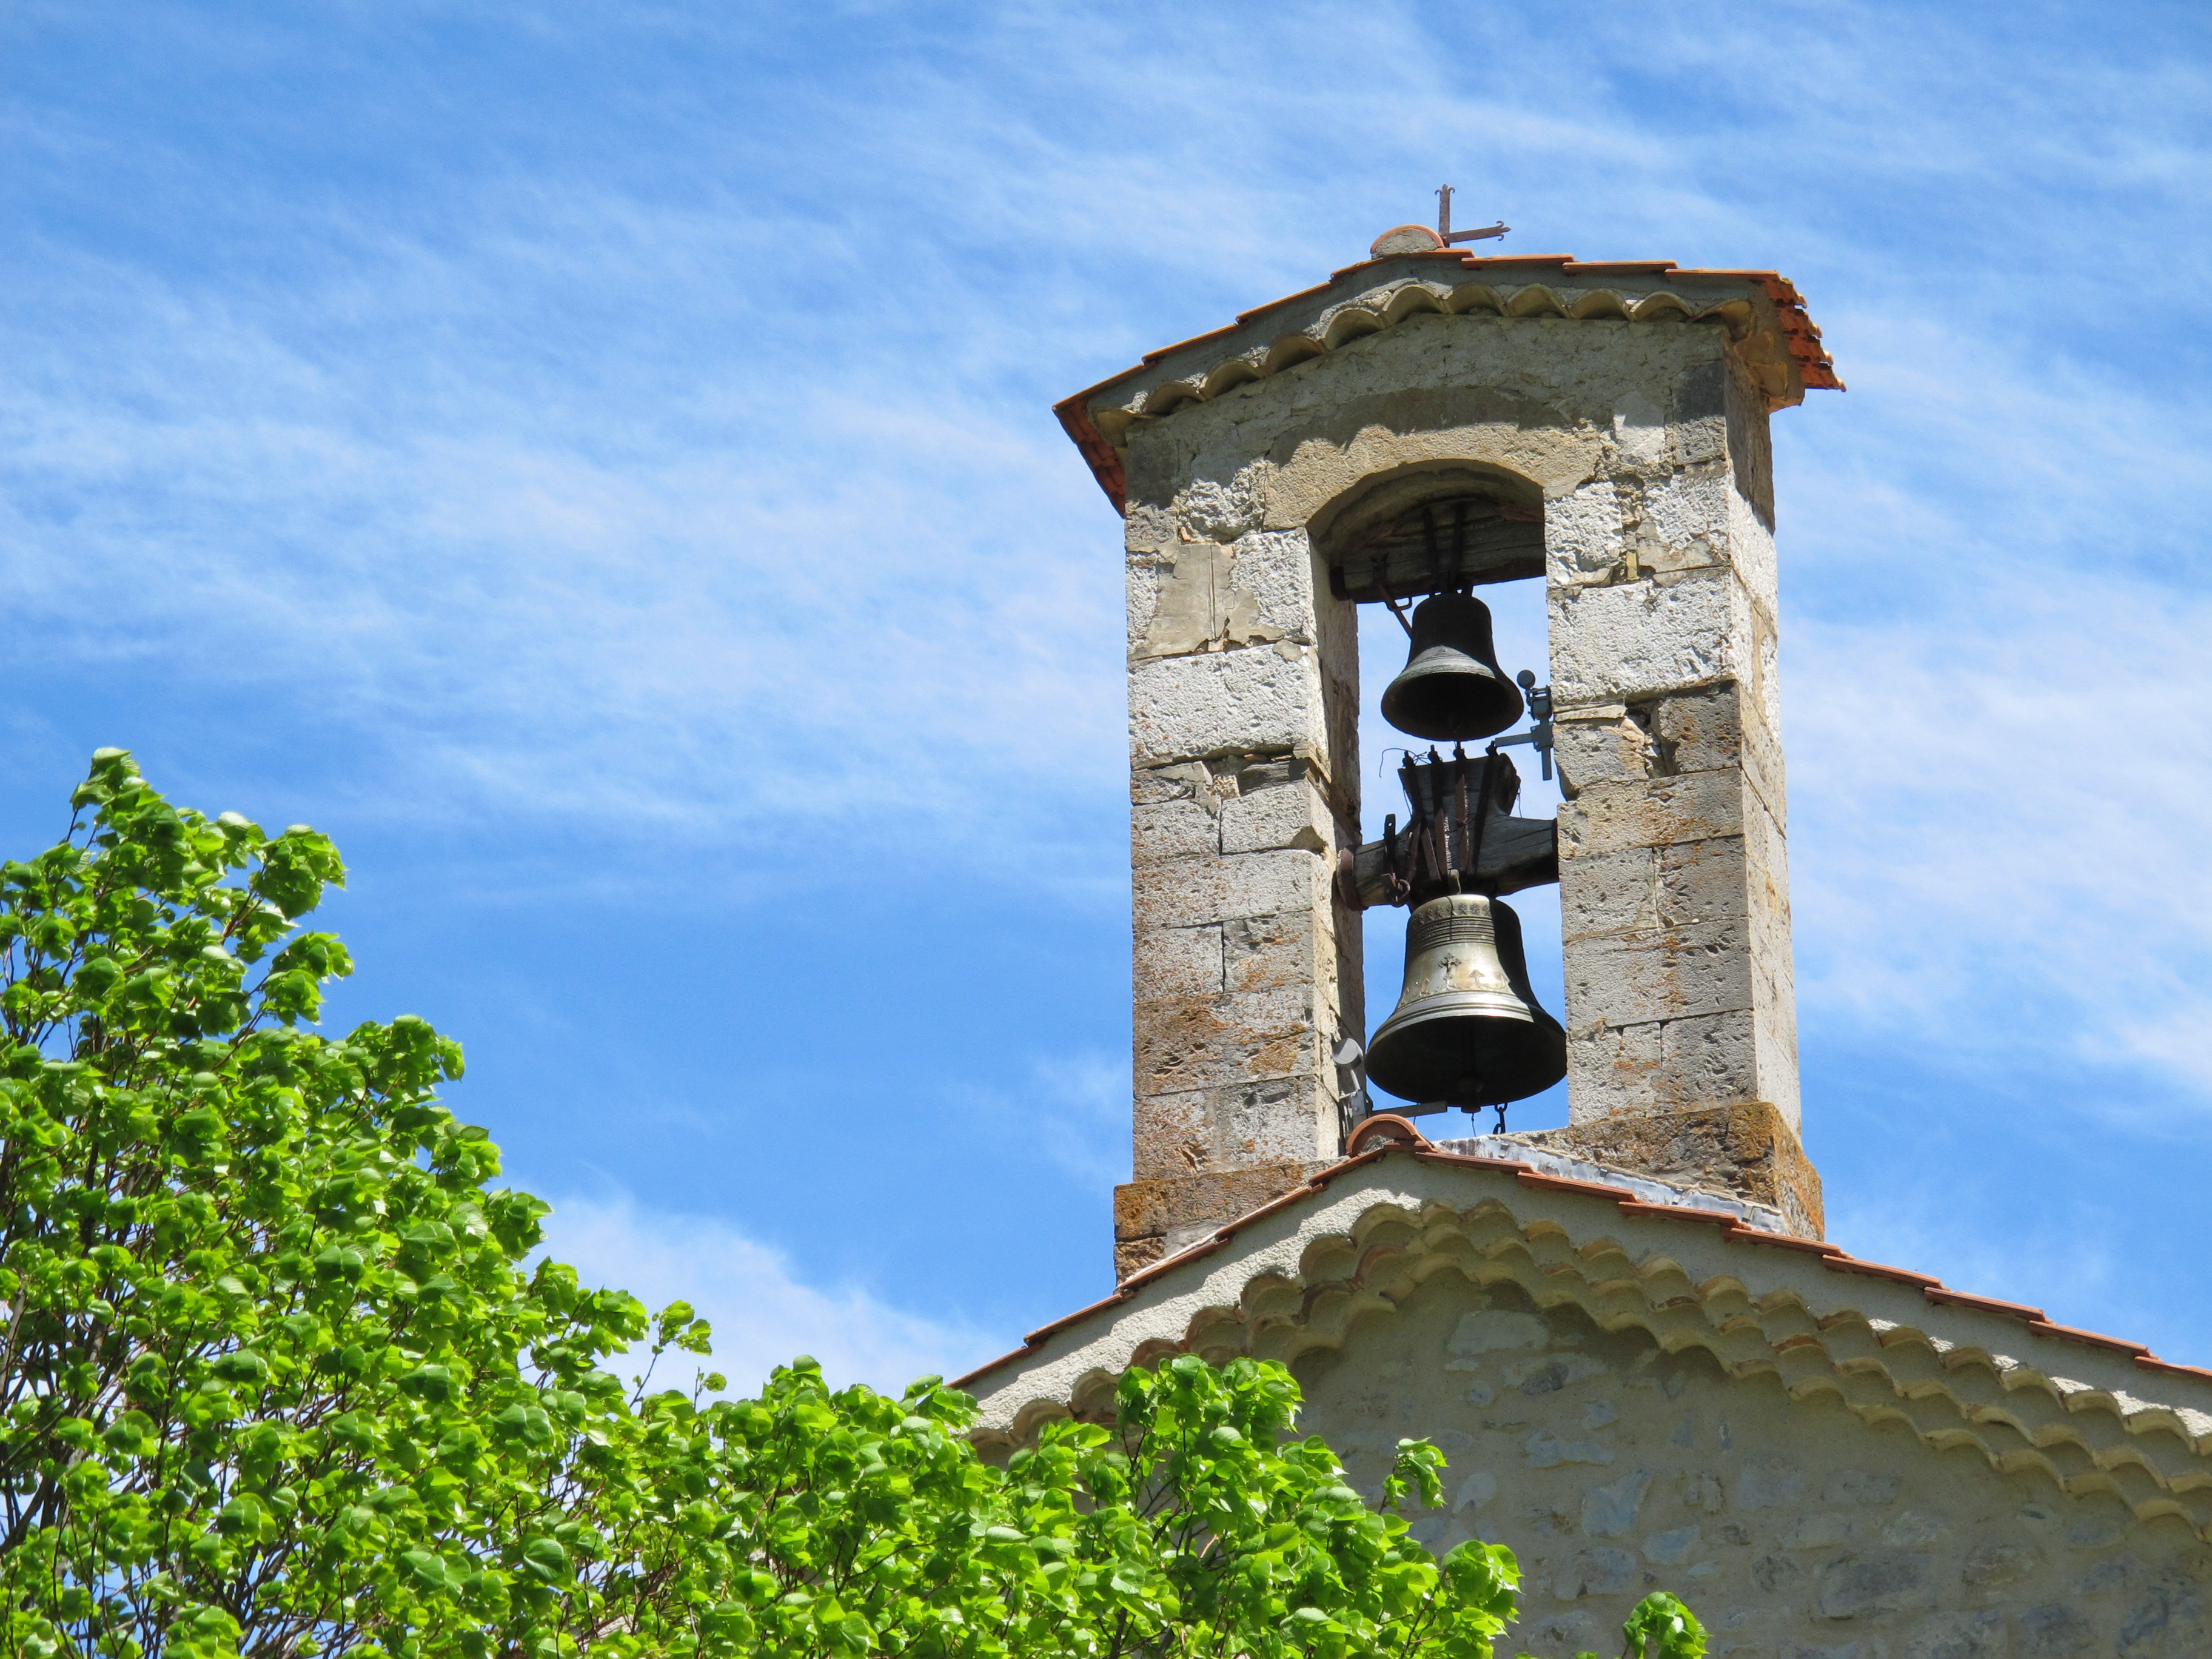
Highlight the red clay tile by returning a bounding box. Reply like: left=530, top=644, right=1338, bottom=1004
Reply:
left=1056, top=254, right=1841, bottom=511
left=955, top=1155, right=2196, bottom=1392
left=1824, top=1259, right=1945, bottom=1289
left=1617, top=1201, right=1737, bottom=1228
left=2134, top=1353, right=2212, bottom=1381
left=2029, top=1321, right=2152, bottom=1358
left=1923, top=1287, right=2049, bottom=1322
left=1516, top=1171, right=1638, bottom=1202
left=1735, top=1231, right=1846, bottom=1256
left=1345, top=1113, right=1428, bottom=1154
left=1414, top=1148, right=1535, bottom=1175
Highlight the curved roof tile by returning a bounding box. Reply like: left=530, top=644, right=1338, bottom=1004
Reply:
left=1054, top=249, right=1842, bottom=513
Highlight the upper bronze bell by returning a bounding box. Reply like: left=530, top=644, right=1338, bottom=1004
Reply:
left=1365, top=893, right=1566, bottom=1110
left=1378, top=593, right=1523, bottom=742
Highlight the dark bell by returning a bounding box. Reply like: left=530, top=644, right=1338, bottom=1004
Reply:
left=1366, top=893, right=1566, bottom=1110
left=1379, top=593, right=1524, bottom=742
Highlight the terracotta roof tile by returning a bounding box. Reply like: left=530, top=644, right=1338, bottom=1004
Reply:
left=1735, top=1230, right=1848, bottom=1258
left=2138, top=1355, right=2212, bottom=1382
left=1617, top=1201, right=1737, bottom=1228
left=952, top=1125, right=2200, bottom=1393
left=1053, top=248, right=1841, bottom=514
left=1516, top=1170, right=1640, bottom=1203
left=1826, top=1258, right=1945, bottom=1289
left=2030, top=1321, right=2152, bottom=1358
left=1924, top=1287, right=2050, bottom=1322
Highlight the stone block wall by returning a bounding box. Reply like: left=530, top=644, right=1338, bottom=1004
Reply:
left=1118, top=494, right=1362, bottom=1276
left=1296, top=1274, right=2208, bottom=1658
left=1544, top=354, right=1800, bottom=1150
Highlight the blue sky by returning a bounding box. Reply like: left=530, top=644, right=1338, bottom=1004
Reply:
left=5, top=0, right=2210, bottom=1387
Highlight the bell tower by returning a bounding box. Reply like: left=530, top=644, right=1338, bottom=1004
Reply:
left=1070, top=220, right=1841, bottom=1275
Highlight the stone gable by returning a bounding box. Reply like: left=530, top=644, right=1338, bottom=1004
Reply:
left=965, top=1144, right=2212, bottom=1659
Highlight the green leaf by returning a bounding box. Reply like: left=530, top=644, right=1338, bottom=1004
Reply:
left=399, top=1362, right=457, bottom=1402
left=0, top=754, right=1709, bottom=1659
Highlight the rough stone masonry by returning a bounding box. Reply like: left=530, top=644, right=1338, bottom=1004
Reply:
left=1060, top=243, right=1842, bottom=1271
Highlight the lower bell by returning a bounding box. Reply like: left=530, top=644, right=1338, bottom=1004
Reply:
left=1366, top=893, right=1566, bottom=1110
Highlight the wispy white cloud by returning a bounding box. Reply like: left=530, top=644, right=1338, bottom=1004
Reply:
left=533, top=1188, right=997, bottom=1396
left=953, top=1048, right=1133, bottom=1189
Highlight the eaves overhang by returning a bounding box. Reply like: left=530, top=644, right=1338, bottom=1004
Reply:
left=959, top=1124, right=2212, bottom=1537
left=1054, top=249, right=1843, bottom=514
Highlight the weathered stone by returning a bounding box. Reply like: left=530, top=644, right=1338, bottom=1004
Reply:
left=1128, top=644, right=1329, bottom=766
left=1221, top=909, right=1329, bottom=993
left=1818, top=1551, right=1937, bottom=1619
left=1900, top=1610, right=2008, bottom=1658
left=1112, top=1159, right=1329, bottom=1275
left=1563, top=917, right=1757, bottom=1028
left=1653, top=679, right=1786, bottom=823
left=2019, top=1603, right=2096, bottom=1655
left=1529, top=1430, right=1616, bottom=1469
left=1961, top=1538, right=2042, bottom=1591
left=1218, top=776, right=1333, bottom=856
left=1561, top=833, right=1760, bottom=946
left=1737, top=1456, right=1809, bottom=1510
left=1553, top=708, right=1655, bottom=799
left=1133, top=983, right=1324, bottom=1098
left=1130, top=925, right=1222, bottom=998
left=1557, top=767, right=1751, bottom=858
left=1583, top=1469, right=1654, bottom=1537
left=1130, top=539, right=1287, bottom=661
left=1547, top=566, right=1754, bottom=707
left=1824, top=1472, right=1902, bottom=1506
left=2119, top=1580, right=2210, bottom=1651
left=1553, top=1547, right=1637, bottom=1600
left=1130, top=1074, right=1337, bottom=1183
left=1132, top=849, right=1329, bottom=931
left=1130, top=799, right=1219, bottom=863
left=1511, top=1101, right=1822, bottom=1236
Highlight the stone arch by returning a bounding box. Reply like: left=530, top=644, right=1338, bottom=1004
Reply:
left=1305, top=458, right=1549, bottom=605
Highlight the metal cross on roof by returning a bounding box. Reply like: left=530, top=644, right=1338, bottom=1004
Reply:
left=1435, top=184, right=1507, bottom=247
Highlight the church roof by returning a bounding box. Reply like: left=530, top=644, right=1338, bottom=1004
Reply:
left=959, top=1120, right=2212, bottom=1540
left=1054, top=249, right=1842, bottom=514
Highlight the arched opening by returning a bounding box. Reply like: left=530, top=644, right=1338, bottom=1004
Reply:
left=1309, top=460, right=1545, bottom=603
left=1311, top=462, right=1569, bottom=1139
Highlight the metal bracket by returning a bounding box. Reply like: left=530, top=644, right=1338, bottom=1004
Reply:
left=1486, top=672, right=1554, bottom=782
left=1332, top=1036, right=1373, bottom=1151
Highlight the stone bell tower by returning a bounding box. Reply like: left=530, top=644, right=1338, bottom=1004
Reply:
left=1065, top=225, right=1841, bottom=1275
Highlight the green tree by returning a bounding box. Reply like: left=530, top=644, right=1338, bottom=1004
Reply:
left=0, top=751, right=1703, bottom=1659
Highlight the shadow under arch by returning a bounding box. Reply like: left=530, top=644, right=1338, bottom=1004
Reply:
left=1307, top=460, right=1548, bottom=606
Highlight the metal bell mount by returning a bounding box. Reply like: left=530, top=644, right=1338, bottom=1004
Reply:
left=1356, top=730, right=1567, bottom=1119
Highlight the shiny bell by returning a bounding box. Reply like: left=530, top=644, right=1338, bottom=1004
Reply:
left=1366, top=893, right=1566, bottom=1109
left=1379, top=593, right=1524, bottom=742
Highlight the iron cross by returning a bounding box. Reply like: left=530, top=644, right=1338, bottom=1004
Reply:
left=1436, top=185, right=1508, bottom=246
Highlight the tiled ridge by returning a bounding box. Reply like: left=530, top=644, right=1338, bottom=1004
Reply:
left=1053, top=250, right=1842, bottom=514
left=955, top=1124, right=2210, bottom=1391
